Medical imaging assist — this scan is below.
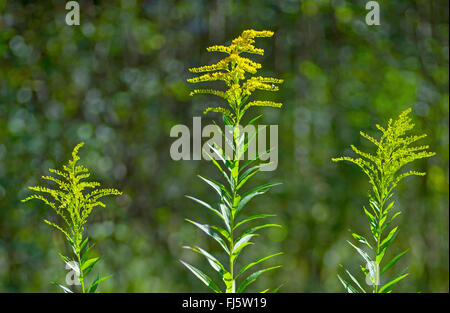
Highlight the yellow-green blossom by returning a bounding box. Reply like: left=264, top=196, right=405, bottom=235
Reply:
left=187, top=29, right=283, bottom=123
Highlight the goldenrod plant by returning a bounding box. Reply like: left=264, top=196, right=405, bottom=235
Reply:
left=22, top=142, right=122, bottom=293
left=332, top=108, right=435, bottom=293
left=182, top=29, right=284, bottom=293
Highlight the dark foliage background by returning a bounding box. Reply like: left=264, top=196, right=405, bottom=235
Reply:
left=0, top=0, right=448, bottom=292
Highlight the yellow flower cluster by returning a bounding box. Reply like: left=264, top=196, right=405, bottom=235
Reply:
left=22, top=142, right=122, bottom=247
left=242, top=100, right=283, bottom=114
left=187, top=29, right=283, bottom=123
left=332, top=108, right=435, bottom=198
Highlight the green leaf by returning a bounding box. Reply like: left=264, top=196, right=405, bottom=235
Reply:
left=62, top=259, right=80, bottom=276
left=212, top=121, right=235, bottom=154
left=186, top=219, right=230, bottom=254
left=81, top=243, right=95, bottom=265
left=237, top=165, right=261, bottom=190
left=180, top=260, right=222, bottom=293
left=79, top=237, right=89, bottom=253
left=83, top=257, right=101, bottom=277
left=88, top=274, right=111, bottom=293
left=183, top=245, right=226, bottom=275
left=59, top=253, right=70, bottom=263
left=232, top=234, right=256, bottom=255
left=382, top=211, right=401, bottom=232
left=203, top=145, right=233, bottom=187
left=210, top=225, right=231, bottom=243
left=347, top=241, right=372, bottom=265
left=337, top=274, right=358, bottom=293
left=56, top=283, right=73, bottom=293
left=185, top=196, right=224, bottom=222
left=369, top=200, right=380, bottom=215
left=236, top=252, right=283, bottom=278
left=380, top=227, right=398, bottom=248
left=377, top=227, right=398, bottom=264
left=378, top=273, right=408, bottom=293
left=235, top=224, right=281, bottom=244
left=81, top=257, right=100, bottom=271
left=347, top=241, right=377, bottom=283
left=237, top=266, right=281, bottom=293
left=219, top=203, right=232, bottom=232
left=234, top=214, right=276, bottom=230
left=384, top=201, right=395, bottom=214
left=340, top=265, right=366, bottom=293
left=351, top=232, right=372, bottom=249
left=198, top=175, right=231, bottom=201
left=232, top=242, right=254, bottom=265
left=270, top=283, right=284, bottom=293
left=240, top=147, right=274, bottom=173
left=236, top=183, right=281, bottom=215
left=363, top=207, right=378, bottom=239
left=237, top=125, right=266, bottom=159
left=247, top=114, right=262, bottom=126
left=381, top=250, right=408, bottom=275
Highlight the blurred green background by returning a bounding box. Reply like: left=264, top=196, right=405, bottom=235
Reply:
left=0, top=0, right=448, bottom=292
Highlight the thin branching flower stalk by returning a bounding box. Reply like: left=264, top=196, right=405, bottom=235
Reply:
left=22, top=142, right=122, bottom=293
left=332, top=108, right=435, bottom=293
left=182, top=29, right=284, bottom=293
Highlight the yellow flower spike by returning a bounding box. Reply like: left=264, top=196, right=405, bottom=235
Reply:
left=204, top=107, right=236, bottom=123
left=187, top=29, right=283, bottom=122
left=332, top=108, right=436, bottom=194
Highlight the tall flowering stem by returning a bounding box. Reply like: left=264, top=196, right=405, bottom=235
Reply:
left=181, top=30, right=283, bottom=293
left=332, top=108, right=435, bottom=293
left=22, top=142, right=122, bottom=293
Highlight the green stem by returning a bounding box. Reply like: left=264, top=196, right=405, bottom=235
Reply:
left=75, top=241, right=85, bottom=293
left=374, top=193, right=387, bottom=293
left=227, top=115, right=242, bottom=293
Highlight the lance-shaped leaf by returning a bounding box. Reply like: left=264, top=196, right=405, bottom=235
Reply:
left=235, top=183, right=281, bottom=215
left=183, top=246, right=227, bottom=275
left=186, top=195, right=224, bottom=222
left=339, top=265, right=366, bottom=293
left=337, top=274, right=358, bottom=293
left=377, top=227, right=398, bottom=264
left=234, top=214, right=276, bottom=230
left=211, top=225, right=232, bottom=243
left=351, top=232, right=372, bottom=249
left=198, top=175, right=232, bottom=201
left=186, top=219, right=230, bottom=254
left=237, top=125, right=266, bottom=160
left=236, top=252, right=283, bottom=278
left=180, top=260, right=222, bottom=293
left=235, top=224, right=281, bottom=244
left=88, top=275, right=112, bottom=293
left=378, top=273, right=409, bottom=293
left=240, top=147, right=274, bottom=173
left=382, top=211, right=402, bottom=232
left=82, top=257, right=101, bottom=276
left=219, top=203, right=233, bottom=232
left=381, top=250, right=408, bottom=275
left=232, top=234, right=257, bottom=255
left=203, top=145, right=233, bottom=188
left=237, top=163, right=271, bottom=190
left=347, top=241, right=377, bottom=282
left=237, top=266, right=281, bottom=293
left=56, top=283, right=73, bottom=293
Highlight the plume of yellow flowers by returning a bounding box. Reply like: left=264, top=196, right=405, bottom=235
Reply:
left=22, top=142, right=122, bottom=253
left=332, top=108, right=436, bottom=200
left=187, top=29, right=283, bottom=123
